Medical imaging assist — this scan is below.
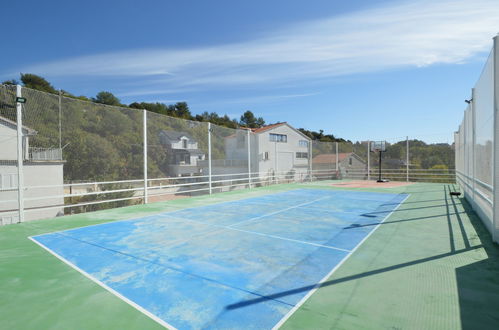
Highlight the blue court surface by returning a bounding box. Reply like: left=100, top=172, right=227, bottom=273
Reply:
left=31, top=189, right=408, bottom=329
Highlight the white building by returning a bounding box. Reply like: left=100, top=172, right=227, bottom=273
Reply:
left=159, top=130, right=206, bottom=177
left=223, top=122, right=312, bottom=182
left=0, top=116, right=64, bottom=225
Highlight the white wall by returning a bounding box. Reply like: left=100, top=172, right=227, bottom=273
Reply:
left=256, top=125, right=310, bottom=176
left=0, top=163, right=64, bottom=224
left=0, top=124, right=29, bottom=161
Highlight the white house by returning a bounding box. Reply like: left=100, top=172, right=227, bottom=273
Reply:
left=0, top=116, right=64, bottom=225
left=159, top=130, right=206, bottom=177
left=222, top=122, right=312, bottom=182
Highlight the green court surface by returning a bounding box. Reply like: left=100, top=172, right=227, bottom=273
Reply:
left=1, top=181, right=499, bottom=329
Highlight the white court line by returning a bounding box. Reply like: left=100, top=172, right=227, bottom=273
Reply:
left=163, top=214, right=350, bottom=253
left=228, top=227, right=351, bottom=253
left=227, top=196, right=330, bottom=228
left=272, top=193, right=411, bottom=329
left=28, top=237, right=176, bottom=330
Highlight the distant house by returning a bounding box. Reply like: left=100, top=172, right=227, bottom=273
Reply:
left=223, top=122, right=312, bottom=181
left=0, top=116, right=64, bottom=225
left=159, top=130, right=205, bottom=176
left=312, top=152, right=367, bottom=179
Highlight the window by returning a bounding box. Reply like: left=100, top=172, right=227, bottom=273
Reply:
left=296, top=152, right=308, bottom=159
left=182, top=139, right=188, bottom=149
left=263, top=152, right=269, bottom=160
left=269, top=133, right=287, bottom=143
left=349, top=158, right=352, bottom=165
left=299, top=140, right=309, bottom=148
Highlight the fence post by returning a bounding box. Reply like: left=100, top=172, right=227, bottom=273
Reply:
left=16, top=85, right=24, bottom=223
left=143, top=110, right=148, bottom=204
left=208, top=122, right=212, bottom=194
left=493, top=34, right=499, bottom=242
left=367, top=141, right=370, bottom=180
left=247, top=129, right=251, bottom=188
left=335, top=142, right=339, bottom=173
left=309, top=141, right=313, bottom=182
left=58, top=90, right=62, bottom=150
left=406, top=136, right=409, bottom=182
left=471, top=88, right=476, bottom=202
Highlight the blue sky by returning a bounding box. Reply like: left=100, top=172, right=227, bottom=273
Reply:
left=2, top=0, right=498, bottom=143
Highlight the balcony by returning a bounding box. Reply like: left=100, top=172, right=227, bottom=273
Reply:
left=28, top=147, right=63, bottom=161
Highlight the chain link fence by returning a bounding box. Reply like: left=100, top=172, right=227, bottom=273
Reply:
left=455, top=38, right=498, bottom=243
left=0, top=84, right=457, bottom=225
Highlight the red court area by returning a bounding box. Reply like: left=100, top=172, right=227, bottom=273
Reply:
left=331, top=180, right=414, bottom=188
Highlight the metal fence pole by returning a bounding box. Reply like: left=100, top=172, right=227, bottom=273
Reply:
left=309, top=141, right=313, bottom=182
left=16, top=85, right=24, bottom=223
left=471, top=88, right=476, bottom=202
left=58, top=90, right=62, bottom=150
left=367, top=141, right=370, bottom=180
left=143, top=110, right=148, bottom=204
left=274, top=140, right=278, bottom=184
left=247, top=129, right=251, bottom=188
left=406, top=136, right=409, bottom=182
left=208, top=122, right=212, bottom=194
left=493, top=34, right=499, bottom=242
left=335, top=142, right=339, bottom=173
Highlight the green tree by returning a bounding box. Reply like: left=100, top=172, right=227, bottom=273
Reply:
left=93, top=91, right=122, bottom=106
left=20, top=73, right=58, bottom=94
left=240, top=110, right=265, bottom=128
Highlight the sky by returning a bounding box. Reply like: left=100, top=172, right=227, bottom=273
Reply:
left=1, top=0, right=498, bottom=143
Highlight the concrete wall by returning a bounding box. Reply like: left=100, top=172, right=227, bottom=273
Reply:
left=0, top=163, right=64, bottom=224
left=256, top=125, right=310, bottom=177
left=0, top=124, right=28, bottom=161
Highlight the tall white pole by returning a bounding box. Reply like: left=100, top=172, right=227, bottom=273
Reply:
left=492, top=34, right=499, bottom=243
left=471, top=88, right=476, bottom=203
left=406, top=136, right=409, bottom=182
left=335, top=142, right=339, bottom=172
left=247, top=129, right=251, bottom=188
left=368, top=141, right=371, bottom=180
left=16, top=85, right=24, bottom=223
left=58, top=90, right=62, bottom=150
left=274, top=137, right=279, bottom=183
left=208, top=122, right=212, bottom=194
left=309, top=141, right=313, bottom=182
left=143, top=110, right=148, bottom=204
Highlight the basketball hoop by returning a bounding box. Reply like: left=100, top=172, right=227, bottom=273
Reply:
left=370, top=141, right=388, bottom=183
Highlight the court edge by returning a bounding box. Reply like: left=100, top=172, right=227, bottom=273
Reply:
left=27, top=236, right=176, bottom=330
left=272, top=193, right=411, bottom=329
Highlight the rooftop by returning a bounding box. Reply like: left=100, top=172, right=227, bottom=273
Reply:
left=1, top=180, right=498, bottom=329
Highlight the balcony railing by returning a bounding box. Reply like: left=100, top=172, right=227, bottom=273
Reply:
left=29, top=148, right=63, bottom=161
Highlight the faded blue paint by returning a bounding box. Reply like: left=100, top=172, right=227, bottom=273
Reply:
left=32, top=189, right=407, bottom=329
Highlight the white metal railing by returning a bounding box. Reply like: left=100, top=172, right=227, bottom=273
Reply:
left=0, top=168, right=456, bottom=217
left=29, top=147, right=63, bottom=161
left=0, top=84, right=459, bottom=226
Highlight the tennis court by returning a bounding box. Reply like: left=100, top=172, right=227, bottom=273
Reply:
left=30, top=188, right=408, bottom=329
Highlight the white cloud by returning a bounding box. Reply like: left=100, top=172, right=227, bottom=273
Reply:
left=15, top=0, right=499, bottom=94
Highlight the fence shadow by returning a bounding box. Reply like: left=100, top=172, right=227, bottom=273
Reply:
left=454, top=194, right=499, bottom=330
left=226, top=185, right=499, bottom=330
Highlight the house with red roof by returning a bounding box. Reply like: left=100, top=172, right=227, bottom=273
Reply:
left=223, top=122, right=312, bottom=183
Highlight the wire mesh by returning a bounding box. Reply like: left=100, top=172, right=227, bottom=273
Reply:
left=311, top=140, right=336, bottom=181
left=210, top=124, right=250, bottom=192
left=146, top=111, right=209, bottom=202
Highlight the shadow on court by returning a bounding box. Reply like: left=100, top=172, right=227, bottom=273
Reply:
left=452, top=187, right=499, bottom=330
left=226, top=185, right=499, bottom=330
